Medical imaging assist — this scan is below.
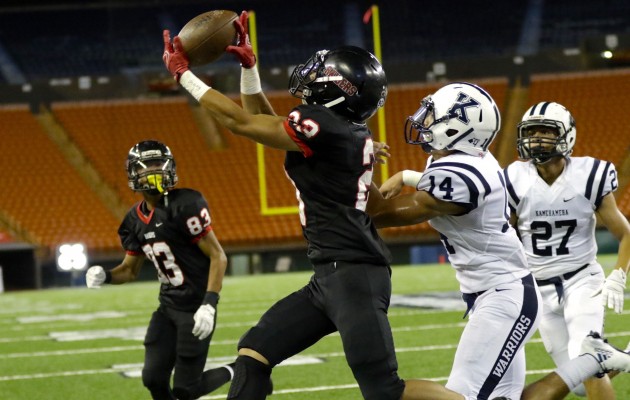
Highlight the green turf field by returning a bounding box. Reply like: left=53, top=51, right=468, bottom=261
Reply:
left=0, top=255, right=628, bottom=399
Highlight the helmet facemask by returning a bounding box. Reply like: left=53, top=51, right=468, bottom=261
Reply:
left=517, top=124, right=568, bottom=164
left=517, top=102, right=576, bottom=164
left=405, top=96, right=459, bottom=154
left=288, top=50, right=329, bottom=100
left=128, top=159, right=176, bottom=195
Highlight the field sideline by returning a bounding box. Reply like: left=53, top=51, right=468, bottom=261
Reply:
left=0, top=254, right=628, bottom=399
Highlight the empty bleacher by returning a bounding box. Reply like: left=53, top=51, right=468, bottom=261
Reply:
left=1, top=69, right=628, bottom=256
left=526, top=68, right=630, bottom=168
left=0, top=105, right=121, bottom=250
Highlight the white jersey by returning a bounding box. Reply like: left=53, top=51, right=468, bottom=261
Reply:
left=417, top=152, right=530, bottom=293
left=504, top=157, right=618, bottom=280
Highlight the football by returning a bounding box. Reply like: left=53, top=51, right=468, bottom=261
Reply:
left=178, top=10, right=238, bottom=66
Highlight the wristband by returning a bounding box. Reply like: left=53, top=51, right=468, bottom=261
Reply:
left=180, top=71, right=211, bottom=101
left=402, top=170, right=423, bottom=188
left=240, top=65, right=262, bottom=95
left=203, top=291, right=220, bottom=308
left=104, top=270, right=112, bottom=284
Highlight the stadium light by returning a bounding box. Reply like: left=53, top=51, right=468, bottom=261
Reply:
left=56, top=243, right=88, bottom=272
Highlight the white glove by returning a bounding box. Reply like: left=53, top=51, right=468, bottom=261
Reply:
left=86, top=266, right=106, bottom=289
left=601, top=269, right=626, bottom=314
left=192, top=304, right=216, bottom=340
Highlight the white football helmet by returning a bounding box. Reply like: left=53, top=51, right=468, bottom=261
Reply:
left=517, top=101, right=576, bottom=164
left=404, top=82, right=501, bottom=157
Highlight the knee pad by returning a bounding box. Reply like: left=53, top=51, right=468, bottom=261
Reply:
left=227, top=355, right=272, bottom=400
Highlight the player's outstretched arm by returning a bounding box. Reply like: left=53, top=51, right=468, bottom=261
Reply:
left=596, top=192, right=630, bottom=313
left=379, top=170, right=422, bottom=199
left=225, top=10, right=276, bottom=116
left=241, top=91, right=276, bottom=117
left=163, top=30, right=297, bottom=151
left=367, top=184, right=466, bottom=228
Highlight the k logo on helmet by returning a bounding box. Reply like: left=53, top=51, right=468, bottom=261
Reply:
left=447, top=92, right=480, bottom=124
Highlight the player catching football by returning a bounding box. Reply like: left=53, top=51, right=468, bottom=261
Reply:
left=504, top=102, right=630, bottom=399
left=162, top=11, right=630, bottom=400
left=163, top=9, right=415, bottom=399
left=85, top=140, right=228, bottom=400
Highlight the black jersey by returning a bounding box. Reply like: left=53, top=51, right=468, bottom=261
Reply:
left=282, top=104, right=391, bottom=265
left=118, top=188, right=213, bottom=311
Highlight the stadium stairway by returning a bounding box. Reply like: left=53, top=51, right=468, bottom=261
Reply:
left=0, top=206, right=36, bottom=245
left=496, top=78, right=530, bottom=167
left=36, top=106, right=127, bottom=221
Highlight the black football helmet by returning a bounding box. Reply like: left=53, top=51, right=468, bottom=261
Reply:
left=288, top=45, right=387, bottom=122
left=126, top=140, right=178, bottom=194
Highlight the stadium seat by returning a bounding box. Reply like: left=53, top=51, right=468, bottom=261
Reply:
left=526, top=69, right=630, bottom=168
left=0, top=105, right=120, bottom=250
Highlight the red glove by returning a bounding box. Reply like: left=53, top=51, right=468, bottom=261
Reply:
left=162, top=30, right=190, bottom=82
left=226, top=11, right=256, bottom=68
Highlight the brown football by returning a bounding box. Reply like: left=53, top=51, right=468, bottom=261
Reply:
left=178, top=10, right=238, bottom=66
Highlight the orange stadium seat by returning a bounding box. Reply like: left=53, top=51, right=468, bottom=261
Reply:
left=0, top=77, right=535, bottom=253
left=0, top=79, right=514, bottom=253
left=0, top=105, right=121, bottom=251
left=525, top=69, right=630, bottom=168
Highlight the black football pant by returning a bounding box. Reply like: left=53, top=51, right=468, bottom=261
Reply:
left=142, top=305, right=213, bottom=400
left=237, top=261, right=406, bottom=400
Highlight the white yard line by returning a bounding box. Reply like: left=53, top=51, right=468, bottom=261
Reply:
left=0, top=321, right=468, bottom=347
